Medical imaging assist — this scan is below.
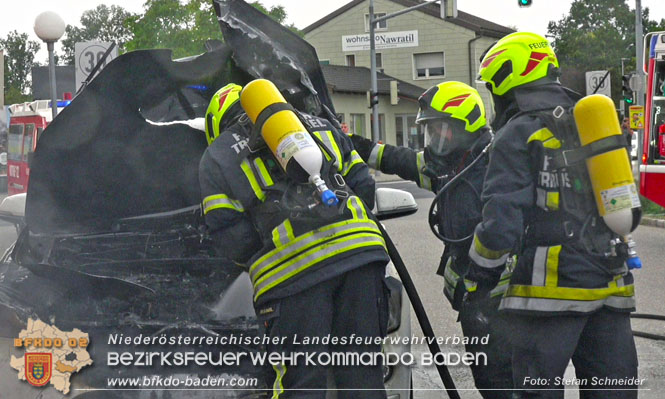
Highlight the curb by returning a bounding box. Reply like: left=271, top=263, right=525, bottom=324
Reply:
left=640, top=217, right=665, bottom=228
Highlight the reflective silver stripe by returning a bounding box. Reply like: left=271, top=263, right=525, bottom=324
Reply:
left=346, top=196, right=368, bottom=220
left=314, top=130, right=342, bottom=171
left=536, top=188, right=547, bottom=209
left=490, top=269, right=513, bottom=297
left=253, top=158, right=274, bottom=188
left=367, top=144, right=385, bottom=169
left=469, top=248, right=509, bottom=268
left=249, top=219, right=381, bottom=280
left=272, top=219, right=295, bottom=247
left=531, top=247, right=547, bottom=286
left=500, top=295, right=635, bottom=313
left=202, top=194, right=244, bottom=214
left=342, top=150, right=364, bottom=176
left=253, top=233, right=386, bottom=301
left=416, top=151, right=432, bottom=190
left=442, top=259, right=458, bottom=297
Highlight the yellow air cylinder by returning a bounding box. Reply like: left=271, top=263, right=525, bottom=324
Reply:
left=240, top=79, right=338, bottom=206
left=573, top=94, right=641, bottom=236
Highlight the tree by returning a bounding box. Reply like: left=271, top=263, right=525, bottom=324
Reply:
left=124, top=0, right=295, bottom=58
left=0, top=30, right=40, bottom=104
left=60, top=5, right=136, bottom=65
left=547, top=0, right=665, bottom=103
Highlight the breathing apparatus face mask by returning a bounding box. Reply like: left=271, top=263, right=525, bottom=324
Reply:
left=424, top=119, right=477, bottom=160
left=424, top=120, right=453, bottom=157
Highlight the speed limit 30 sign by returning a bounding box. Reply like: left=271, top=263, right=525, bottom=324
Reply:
left=74, top=42, right=118, bottom=93
left=585, top=70, right=612, bottom=97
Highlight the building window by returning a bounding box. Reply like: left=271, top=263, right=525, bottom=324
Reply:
left=375, top=53, right=383, bottom=73
left=319, top=59, right=330, bottom=65
left=395, top=115, right=422, bottom=150
left=365, top=13, right=387, bottom=32
left=413, top=52, right=445, bottom=79
left=350, top=113, right=366, bottom=138
left=346, top=54, right=356, bottom=67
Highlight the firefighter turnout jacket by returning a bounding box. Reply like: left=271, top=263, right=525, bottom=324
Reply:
left=351, top=133, right=509, bottom=308
left=469, top=84, right=635, bottom=314
left=200, top=113, right=389, bottom=305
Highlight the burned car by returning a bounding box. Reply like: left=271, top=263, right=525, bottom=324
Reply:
left=0, top=0, right=413, bottom=397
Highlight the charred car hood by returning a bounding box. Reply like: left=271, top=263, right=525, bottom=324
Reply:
left=26, top=0, right=335, bottom=234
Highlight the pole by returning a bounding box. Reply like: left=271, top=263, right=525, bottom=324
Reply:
left=635, top=0, right=643, bottom=186
left=369, top=0, right=379, bottom=142
left=47, top=41, right=58, bottom=120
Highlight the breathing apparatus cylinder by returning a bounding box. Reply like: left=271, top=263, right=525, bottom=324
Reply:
left=240, top=79, right=338, bottom=207
left=573, top=94, right=642, bottom=269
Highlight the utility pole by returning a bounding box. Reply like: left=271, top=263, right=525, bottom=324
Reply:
left=368, top=0, right=448, bottom=141
left=634, top=0, right=644, bottom=187
left=635, top=0, right=644, bottom=107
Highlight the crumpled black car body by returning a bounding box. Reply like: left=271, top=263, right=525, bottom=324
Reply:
left=0, top=1, right=411, bottom=398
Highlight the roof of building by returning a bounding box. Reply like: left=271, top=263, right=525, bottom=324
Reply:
left=321, top=64, right=426, bottom=100
left=303, top=0, right=514, bottom=38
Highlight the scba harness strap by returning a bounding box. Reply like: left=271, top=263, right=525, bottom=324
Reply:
left=524, top=106, right=625, bottom=264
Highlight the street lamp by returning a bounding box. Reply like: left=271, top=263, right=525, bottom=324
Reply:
left=34, top=11, right=65, bottom=120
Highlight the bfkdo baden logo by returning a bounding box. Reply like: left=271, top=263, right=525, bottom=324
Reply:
left=10, top=318, right=92, bottom=394
left=25, top=353, right=52, bottom=386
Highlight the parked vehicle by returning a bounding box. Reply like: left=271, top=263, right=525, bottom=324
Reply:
left=0, top=1, right=416, bottom=397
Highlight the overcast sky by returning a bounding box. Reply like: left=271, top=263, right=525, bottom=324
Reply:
left=2, top=0, right=664, bottom=63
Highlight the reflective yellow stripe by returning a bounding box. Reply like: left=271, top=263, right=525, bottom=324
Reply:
left=251, top=223, right=382, bottom=284
left=546, top=191, right=559, bottom=210
left=527, top=128, right=561, bottom=149
left=368, top=143, right=385, bottom=169
left=326, top=130, right=343, bottom=172
left=241, top=159, right=265, bottom=201
left=254, top=233, right=386, bottom=301
left=505, top=280, right=634, bottom=301
left=472, top=234, right=509, bottom=266
left=342, top=150, right=364, bottom=176
left=348, top=196, right=368, bottom=220
left=249, top=218, right=380, bottom=279
left=253, top=158, right=274, bottom=187
left=313, top=130, right=343, bottom=171
left=272, top=364, right=285, bottom=399
left=545, top=245, right=560, bottom=287
left=312, top=131, right=332, bottom=162
left=202, top=194, right=244, bottom=214
left=416, top=151, right=432, bottom=190
left=272, top=219, right=295, bottom=247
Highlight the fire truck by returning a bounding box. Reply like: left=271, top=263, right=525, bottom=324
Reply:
left=640, top=31, right=665, bottom=207
left=7, top=96, right=70, bottom=195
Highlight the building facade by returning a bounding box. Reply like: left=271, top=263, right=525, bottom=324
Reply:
left=305, top=0, right=513, bottom=148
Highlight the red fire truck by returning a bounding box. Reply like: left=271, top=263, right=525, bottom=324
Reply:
left=640, top=31, right=665, bottom=207
left=7, top=97, right=70, bottom=195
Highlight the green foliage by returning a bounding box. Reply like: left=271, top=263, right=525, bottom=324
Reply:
left=61, top=5, right=136, bottom=65
left=0, top=30, right=40, bottom=102
left=547, top=0, right=665, bottom=104
left=124, top=0, right=295, bottom=59
left=640, top=195, right=665, bottom=215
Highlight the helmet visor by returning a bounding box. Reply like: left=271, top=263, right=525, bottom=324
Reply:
left=424, top=120, right=453, bottom=157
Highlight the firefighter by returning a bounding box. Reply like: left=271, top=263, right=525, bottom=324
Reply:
left=199, top=83, right=390, bottom=398
left=350, top=81, right=513, bottom=398
left=468, top=32, right=638, bottom=398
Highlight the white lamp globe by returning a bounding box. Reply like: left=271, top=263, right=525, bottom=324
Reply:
left=34, top=11, right=65, bottom=42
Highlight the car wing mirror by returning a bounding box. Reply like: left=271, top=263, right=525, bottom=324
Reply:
left=374, top=187, right=418, bottom=220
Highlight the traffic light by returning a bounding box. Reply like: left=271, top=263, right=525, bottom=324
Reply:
left=518, top=0, right=533, bottom=7
left=622, top=74, right=634, bottom=104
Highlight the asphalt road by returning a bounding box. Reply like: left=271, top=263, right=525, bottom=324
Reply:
left=378, top=180, right=665, bottom=399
